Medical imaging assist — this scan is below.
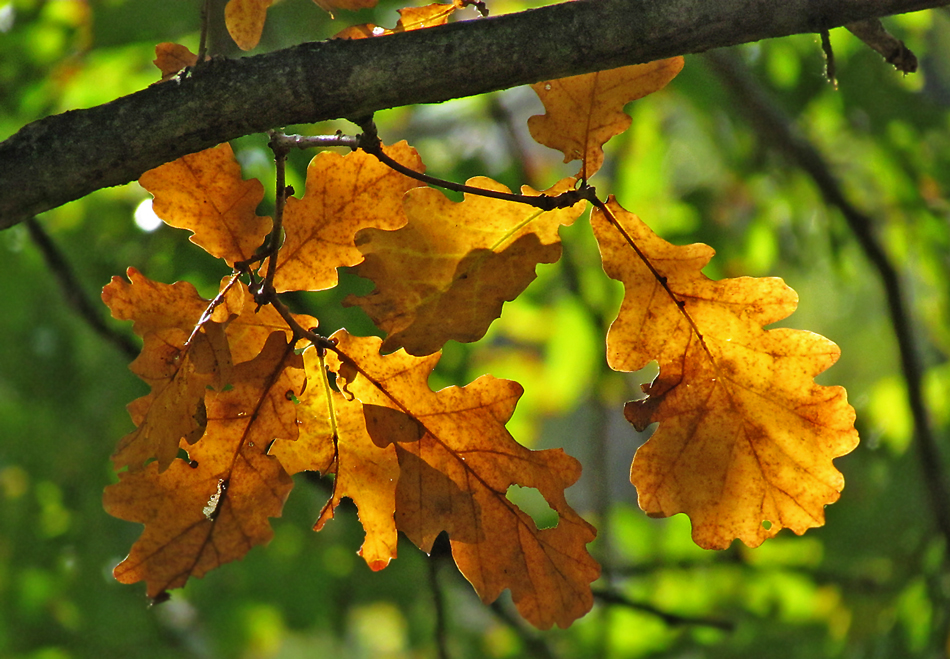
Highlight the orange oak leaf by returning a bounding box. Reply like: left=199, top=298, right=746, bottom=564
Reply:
left=153, top=43, right=198, bottom=81
left=103, top=269, right=242, bottom=472
left=269, top=347, right=399, bottom=570
left=139, top=143, right=273, bottom=266
left=266, top=142, right=425, bottom=293
left=334, top=3, right=456, bottom=39
left=344, top=177, right=585, bottom=356
left=528, top=58, right=684, bottom=179
left=102, top=269, right=315, bottom=472
left=225, top=0, right=274, bottom=51
left=591, top=197, right=859, bottom=549
left=330, top=331, right=599, bottom=629
left=104, top=332, right=304, bottom=598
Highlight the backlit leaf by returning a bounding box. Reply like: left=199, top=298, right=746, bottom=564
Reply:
left=330, top=331, right=600, bottom=629
left=267, top=142, right=425, bottom=293
left=592, top=197, right=859, bottom=549
left=225, top=0, right=274, bottom=51
left=104, top=332, right=303, bottom=597
left=139, top=143, right=273, bottom=266
left=269, top=347, right=399, bottom=571
left=344, top=177, right=585, bottom=355
left=528, top=58, right=684, bottom=179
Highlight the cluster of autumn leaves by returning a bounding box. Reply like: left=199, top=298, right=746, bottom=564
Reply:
left=103, top=12, right=859, bottom=630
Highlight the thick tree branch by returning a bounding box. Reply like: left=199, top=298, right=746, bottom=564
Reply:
left=1, top=0, right=945, bottom=229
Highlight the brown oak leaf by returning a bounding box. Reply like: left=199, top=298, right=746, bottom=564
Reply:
left=592, top=197, right=859, bottom=549
left=224, top=0, right=274, bottom=51
left=104, top=332, right=304, bottom=597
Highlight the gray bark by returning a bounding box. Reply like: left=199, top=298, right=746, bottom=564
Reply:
left=1, top=0, right=945, bottom=229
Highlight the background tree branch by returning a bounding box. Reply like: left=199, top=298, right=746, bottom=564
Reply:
left=1, top=0, right=945, bottom=229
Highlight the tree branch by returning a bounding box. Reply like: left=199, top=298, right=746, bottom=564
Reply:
left=1, top=0, right=945, bottom=229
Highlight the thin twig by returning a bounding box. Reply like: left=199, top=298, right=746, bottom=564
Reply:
left=487, top=600, right=559, bottom=659
left=354, top=116, right=593, bottom=211
left=25, top=218, right=139, bottom=359
left=592, top=588, right=735, bottom=631
left=703, top=50, right=950, bottom=552
left=427, top=557, right=450, bottom=659
left=259, top=130, right=297, bottom=292
left=846, top=18, right=918, bottom=73
left=268, top=132, right=360, bottom=152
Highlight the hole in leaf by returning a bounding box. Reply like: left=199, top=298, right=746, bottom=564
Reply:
left=762, top=520, right=772, bottom=530
left=505, top=485, right=558, bottom=530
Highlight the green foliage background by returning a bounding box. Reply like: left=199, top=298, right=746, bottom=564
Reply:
left=2, top=0, right=950, bottom=657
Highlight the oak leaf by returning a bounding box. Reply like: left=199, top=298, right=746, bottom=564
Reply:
left=139, top=143, right=273, bottom=266
left=344, top=177, right=585, bottom=355
left=528, top=58, right=684, bottom=179
left=330, top=331, right=599, bottom=629
left=153, top=43, right=198, bottom=81
left=592, top=198, right=859, bottom=549
left=334, top=3, right=456, bottom=39
left=102, top=269, right=315, bottom=472
left=266, top=142, right=425, bottom=293
left=269, top=347, right=399, bottom=571
left=103, top=332, right=303, bottom=597
left=225, top=0, right=274, bottom=51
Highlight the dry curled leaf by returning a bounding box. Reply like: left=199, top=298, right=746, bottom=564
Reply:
left=592, top=197, right=859, bottom=549
left=334, top=3, right=456, bottom=39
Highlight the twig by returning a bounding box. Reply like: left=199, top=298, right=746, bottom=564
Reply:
left=354, top=116, right=594, bottom=211
left=262, top=131, right=292, bottom=290
left=267, top=132, right=360, bottom=152
left=487, top=600, right=559, bottom=659
left=592, top=588, right=735, bottom=631
left=846, top=18, right=918, bottom=73
left=427, top=557, right=451, bottom=659
left=703, top=50, right=950, bottom=553
left=24, top=218, right=139, bottom=359
left=820, top=30, right=837, bottom=87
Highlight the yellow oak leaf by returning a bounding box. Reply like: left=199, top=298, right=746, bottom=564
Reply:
left=139, top=143, right=273, bottom=266
left=330, top=331, right=599, bottom=630
left=267, top=142, right=425, bottom=293
left=225, top=0, right=274, bottom=51
left=104, top=332, right=304, bottom=598
left=528, top=58, right=684, bottom=179
left=334, top=3, right=456, bottom=39
left=591, top=197, right=859, bottom=549
left=270, top=347, right=399, bottom=571
left=344, top=177, right=585, bottom=356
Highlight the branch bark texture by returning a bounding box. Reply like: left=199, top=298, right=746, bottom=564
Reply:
left=1, top=0, right=945, bottom=228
